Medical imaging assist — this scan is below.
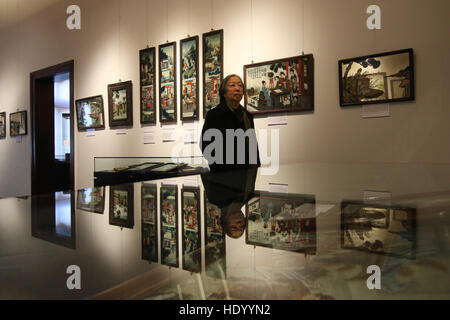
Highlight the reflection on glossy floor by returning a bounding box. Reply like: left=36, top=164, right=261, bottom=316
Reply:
left=0, top=165, right=449, bottom=300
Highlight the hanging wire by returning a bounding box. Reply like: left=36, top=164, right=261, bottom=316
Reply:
left=146, top=0, right=149, bottom=47
left=118, top=0, right=121, bottom=82
left=166, top=0, right=169, bottom=42
left=188, top=0, right=191, bottom=37
left=250, top=0, right=254, bottom=63
left=302, top=0, right=305, bottom=55
left=210, top=0, right=213, bottom=31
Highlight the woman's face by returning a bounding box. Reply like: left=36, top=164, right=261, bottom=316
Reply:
left=224, top=76, right=244, bottom=106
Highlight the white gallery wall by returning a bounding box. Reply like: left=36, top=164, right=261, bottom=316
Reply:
left=0, top=0, right=449, bottom=197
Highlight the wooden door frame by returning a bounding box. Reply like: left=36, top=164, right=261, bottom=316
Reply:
left=30, top=60, right=74, bottom=195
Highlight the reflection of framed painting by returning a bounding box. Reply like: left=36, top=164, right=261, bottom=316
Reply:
left=109, top=184, right=134, bottom=229
left=246, top=191, right=316, bottom=254
left=142, top=183, right=157, bottom=224
left=107, top=81, right=133, bottom=127
left=75, top=95, right=105, bottom=131
left=160, top=184, right=178, bottom=267
left=77, top=187, right=105, bottom=214
left=204, top=191, right=226, bottom=279
left=142, top=183, right=158, bottom=262
left=181, top=187, right=201, bottom=272
left=159, top=42, right=177, bottom=123
left=341, top=201, right=416, bottom=259
left=244, top=54, right=314, bottom=115
left=140, top=47, right=156, bottom=124
left=180, top=36, right=199, bottom=121
left=0, top=112, right=6, bottom=138
left=10, top=111, right=27, bottom=136
left=203, top=29, right=223, bottom=118
left=339, top=48, right=414, bottom=106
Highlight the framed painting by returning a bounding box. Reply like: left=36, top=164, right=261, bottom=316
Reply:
left=107, top=80, right=133, bottom=127
left=246, top=191, right=316, bottom=254
left=180, top=36, right=199, bottom=121
left=75, top=95, right=105, bottom=131
left=139, top=47, right=156, bottom=124
left=10, top=111, right=27, bottom=136
left=244, top=54, right=314, bottom=114
left=204, top=191, right=226, bottom=279
left=142, top=183, right=158, bottom=262
left=181, top=187, right=201, bottom=272
left=159, top=42, right=177, bottom=123
left=338, top=48, right=414, bottom=106
left=109, top=184, right=134, bottom=229
left=0, top=112, right=5, bottom=138
left=203, top=29, right=223, bottom=118
left=341, top=201, right=417, bottom=259
left=77, top=187, right=105, bottom=214
left=160, top=184, right=178, bottom=267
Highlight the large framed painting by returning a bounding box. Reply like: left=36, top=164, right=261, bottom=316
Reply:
left=159, top=42, right=177, bottom=123
left=246, top=191, right=316, bottom=254
left=338, top=48, right=414, bottom=106
left=0, top=112, right=5, bottom=138
left=341, top=201, right=417, bottom=259
left=139, top=47, right=156, bottom=124
left=109, top=184, right=134, bottom=229
left=75, top=95, right=105, bottom=131
left=180, top=36, right=199, bottom=121
left=108, top=81, right=133, bottom=127
left=244, top=54, right=314, bottom=115
left=181, top=187, right=201, bottom=272
left=10, top=111, right=27, bottom=136
left=142, top=183, right=158, bottom=262
left=77, top=187, right=105, bottom=214
left=203, top=29, right=223, bottom=118
left=204, top=191, right=226, bottom=279
left=160, top=184, right=178, bottom=267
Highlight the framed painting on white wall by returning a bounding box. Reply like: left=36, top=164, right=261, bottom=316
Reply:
left=140, top=47, right=157, bottom=124
left=338, top=48, right=414, bottom=107
left=203, top=29, right=223, bottom=118
left=0, top=112, right=6, bottom=138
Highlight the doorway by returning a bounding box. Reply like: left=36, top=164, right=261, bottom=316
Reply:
left=30, top=61, right=74, bottom=195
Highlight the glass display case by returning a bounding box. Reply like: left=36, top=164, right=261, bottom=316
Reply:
left=1, top=162, right=449, bottom=300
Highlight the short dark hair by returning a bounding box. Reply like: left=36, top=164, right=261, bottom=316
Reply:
left=219, top=74, right=244, bottom=103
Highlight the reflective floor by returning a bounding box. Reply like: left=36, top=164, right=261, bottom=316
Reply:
left=1, top=163, right=449, bottom=299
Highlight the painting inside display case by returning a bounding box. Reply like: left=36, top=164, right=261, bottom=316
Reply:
left=142, top=183, right=158, bottom=262
left=341, top=201, right=417, bottom=259
left=246, top=192, right=316, bottom=254
left=160, top=185, right=178, bottom=267
left=182, top=187, right=201, bottom=272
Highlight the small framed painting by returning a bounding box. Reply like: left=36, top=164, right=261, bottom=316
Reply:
left=109, top=184, right=134, bottom=229
left=203, top=29, right=223, bottom=118
left=180, top=36, right=199, bottom=121
left=75, top=95, right=105, bottom=131
left=0, top=112, right=6, bottom=138
left=108, top=81, right=133, bottom=127
left=140, top=47, right=157, bottom=124
left=10, top=111, right=27, bottom=136
left=159, top=42, right=177, bottom=123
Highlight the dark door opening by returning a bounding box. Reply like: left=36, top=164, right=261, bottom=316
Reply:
left=30, top=61, right=74, bottom=195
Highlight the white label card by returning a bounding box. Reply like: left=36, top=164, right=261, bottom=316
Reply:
left=115, top=129, right=127, bottom=135
left=268, top=183, right=288, bottom=194
left=268, top=113, right=288, bottom=126
left=362, top=103, right=390, bottom=118
left=86, top=129, right=95, bottom=137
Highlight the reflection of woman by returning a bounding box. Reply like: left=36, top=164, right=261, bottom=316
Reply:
left=202, top=167, right=257, bottom=239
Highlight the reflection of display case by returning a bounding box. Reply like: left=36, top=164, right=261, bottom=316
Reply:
left=94, top=156, right=209, bottom=186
